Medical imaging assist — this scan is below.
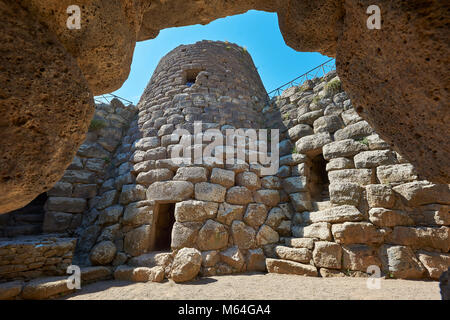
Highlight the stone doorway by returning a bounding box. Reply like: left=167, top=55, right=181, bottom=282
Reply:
left=309, top=154, right=330, bottom=202
left=0, top=193, right=48, bottom=238
left=151, top=203, right=176, bottom=251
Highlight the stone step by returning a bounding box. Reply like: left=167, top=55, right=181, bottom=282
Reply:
left=21, top=276, right=74, bottom=300
left=274, top=245, right=312, bottom=264
left=283, top=237, right=315, bottom=250
left=128, top=251, right=173, bottom=269
left=266, top=258, right=318, bottom=276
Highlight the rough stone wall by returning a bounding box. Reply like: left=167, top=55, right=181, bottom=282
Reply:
left=73, top=41, right=273, bottom=278
left=263, top=71, right=450, bottom=280
left=0, top=236, right=76, bottom=282
left=43, top=100, right=137, bottom=235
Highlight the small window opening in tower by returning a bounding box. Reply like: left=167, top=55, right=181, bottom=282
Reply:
left=184, top=69, right=202, bottom=87
left=152, top=203, right=176, bottom=251
left=309, top=154, right=330, bottom=202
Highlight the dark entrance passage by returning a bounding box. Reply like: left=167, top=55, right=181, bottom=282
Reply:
left=152, top=203, right=176, bottom=251
left=309, top=154, right=330, bottom=202
left=0, top=193, right=48, bottom=237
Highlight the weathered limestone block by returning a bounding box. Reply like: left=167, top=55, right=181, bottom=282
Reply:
left=306, top=205, right=363, bottom=224
left=43, top=211, right=74, bottom=233
left=329, top=183, right=363, bottom=206
left=313, top=115, right=343, bottom=133
left=285, top=238, right=315, bottom=250
left=332, top=222, right=385, bottom=245
left=197, top=220, right=229, bottom=251
left=120, top=184, right=147, bottom=205
left=236, top=172, right=260, bottom=190
left=292, top=222, right=332, bottom=241
left=170, top=248, right=201, bottom=283
left=48, top=182, right=73, bottom=197
left=21, top=277, right=73, bottom=300
left=282, top=176, right=308, bottom=194
left=124, top=225, right=151, bottom=257
left=266, top=258, right=318, bottom=276
left=96, top=190, right=119, bottom=210
left=342, top=245, right=381, bottom=272
left=134, top=137, right=160, bottom=151
left=0, top=281, right=23, bottom=300
left=295, top=132, right=332, bottom=156
left=369, top=208, right=414, bottom=227
left=416, top=251, right=450, bottom=280
left=386, top=226, right=450, bottom=252
left=201, top=251, right=220, bottom=268
left=226, top=186, right=253, bottom=205
left=97, top=205, right=123, bottom=226
left=173, top=167, right=208, bottom=183
left=244, top=203, right=268, bottom=228
left=288, top=124, right=313, bottom=141
left=246, top=248, right=266, bottom=272
left=123, top=201, right=153, bottom=226
left=136, top=169, right=173, bottom=186
left=328, top=169, right=373, bottom=186
left=171, top=222, right=202, bottom=249
left=376, top=164, right=418, bottom=185
left=174, top=200, right=218, bottom=223
left=216, top=203, right=245, bottom=225
left=220, top=246, right=245, bottom=272
left=211, top=168, right=235, bottom=188
left=254, top=190, right=280, bottom=207
left=46, top=197, right=86, bottom=213
left=256, top=225, right=279, bottom=246
left=334, top=121, right=373, bottom=141
left=289, top=192, right=312, bottom=212
left=261, top=176, right=282, bottom=190
left=393, top=181, right=450, bottom=206
left=147, top=181, right=194, bottom=202
left=354, top=150, right=397, bottom=169
left=275, top=245, right=312, bottom=264
left=195, top=182, right=226, bottom=203
left=379, top=245, right=426, bottom=279
left=366, top=184, right=396, bottom=208
left=323, top=139, right=368, bottom=160
left=132, top=266, right=165, bottom=283
left=313, top=241, right=342, bottom=269
left=326, top=158, right=354, bottom=171
left=90, top=241, right=117, bottom=266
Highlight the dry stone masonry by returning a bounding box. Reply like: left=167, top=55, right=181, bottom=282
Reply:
left=0, top=41, right=449, bottom=299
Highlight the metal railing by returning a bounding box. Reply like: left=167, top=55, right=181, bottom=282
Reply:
left=267, top=58, right=336, bottom=99
left=94, top=93, right=134, bottom=106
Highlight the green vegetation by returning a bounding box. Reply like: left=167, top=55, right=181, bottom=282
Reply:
left=325, top=79, right=341, bottom=96
left=282, top=113, right=290, bottom=121
left=89, top=119, right=107, bottom=131
left=292, top=146, right=298, bottom=154
left=357, top=137, right=369, bottom=146
left=312, top=95, right=321, bottom=104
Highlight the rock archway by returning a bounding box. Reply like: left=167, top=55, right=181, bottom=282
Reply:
left=0, top=0, right=448, bottom=214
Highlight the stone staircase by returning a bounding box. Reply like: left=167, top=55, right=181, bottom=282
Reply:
left=265, top=237, right=318, bottom=276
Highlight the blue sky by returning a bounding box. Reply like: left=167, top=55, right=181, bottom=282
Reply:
left=110, top=10, right=332, bottom=104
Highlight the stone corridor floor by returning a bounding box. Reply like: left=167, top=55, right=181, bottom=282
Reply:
left=63, top=272, right=441, bottom=300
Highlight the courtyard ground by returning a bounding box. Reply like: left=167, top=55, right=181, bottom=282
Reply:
left=63, top=272, right=441, bottom=300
